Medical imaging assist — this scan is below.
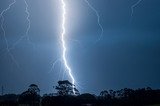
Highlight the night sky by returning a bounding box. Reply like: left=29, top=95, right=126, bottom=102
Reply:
left=0, top=0, right=160, bottom=95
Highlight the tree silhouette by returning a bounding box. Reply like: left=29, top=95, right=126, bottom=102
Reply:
left=55, top=80, right=80, bottom=96
left=18, top=84, right=40, bottom=106
left=1, top=83, right=160, bottom=106
left=100, top=90, right=109, bottom=97
left=28, top=84, right=40, bottom=95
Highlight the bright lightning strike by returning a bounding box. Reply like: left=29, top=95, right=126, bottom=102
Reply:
left=0, top=0, right=19, bottom=67
left=130, top=0, right=143, bottom=22
left=84, top=0, right=104, bottom=43
left=61, top=0, right=75, bottom=94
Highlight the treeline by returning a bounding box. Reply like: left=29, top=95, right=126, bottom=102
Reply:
left=0, top=80, right=160, bottom=106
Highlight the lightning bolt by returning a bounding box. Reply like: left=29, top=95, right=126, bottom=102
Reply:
left=84, top=0, right=104, bottom=43
left=23, top=0, right=34, bottom=47
left=10, top=0, right=33, bottom=50
left=0, top=0, right=33, bottom=69
left=49, top=58, right=61, bottom=73
left=24, top=0, right=30, bottom=39
left=59, top=0, right=76, bottom=94
left=0, top=0, right=19, bottom=67
left=130, top=0, right=143, bottom=22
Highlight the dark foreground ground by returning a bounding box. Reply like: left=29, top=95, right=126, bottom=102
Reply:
left=0, top=89, right=160, bottom=106
left=0, top=82, right=160, bottom=106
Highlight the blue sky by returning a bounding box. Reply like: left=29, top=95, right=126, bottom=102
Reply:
left=0, top=0, right=160, bottom=95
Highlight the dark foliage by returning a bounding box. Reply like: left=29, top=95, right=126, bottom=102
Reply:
left=18, top=84, right=40, bottom=106
left=55, top=80, right=80, bottom=96
left=41, top=87, right=160, bottom=106
left=0, top=81, right=160, bottom=106
left=98, top=87, right=160, bottom=106
left=0, top=94, right=19, bottom=106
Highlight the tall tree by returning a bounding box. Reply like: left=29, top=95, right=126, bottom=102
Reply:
left=55, top=80, right=80, bottom=96
left=19, top=84, right=40, bottom=105
left=28, top=84, right=40, bottom=95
